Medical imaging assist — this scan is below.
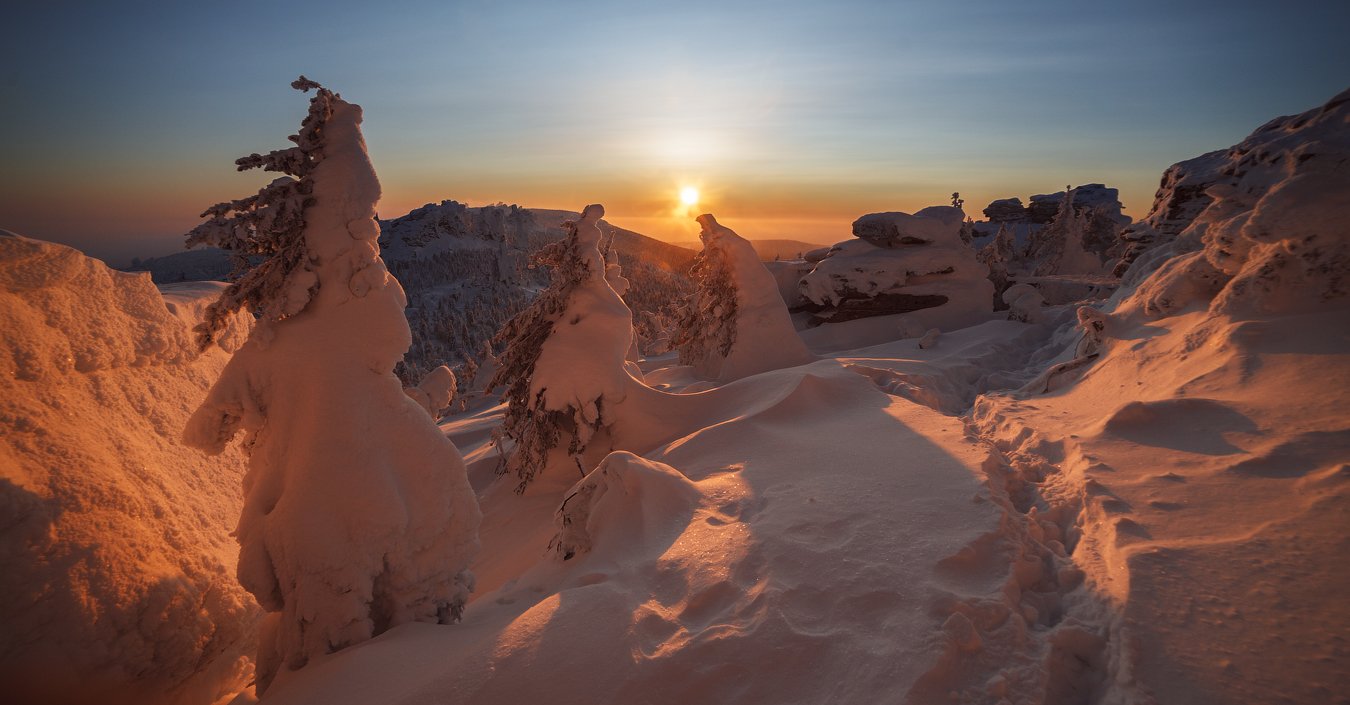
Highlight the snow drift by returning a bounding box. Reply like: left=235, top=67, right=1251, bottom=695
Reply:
left=0, top=232, right=257, bottom=705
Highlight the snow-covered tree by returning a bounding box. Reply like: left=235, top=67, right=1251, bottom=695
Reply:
left=488, top=204, right=634, bottom=492
left=1026, top=187, right=1103, bottom=276
left=182, top=79, right=480, bottom=693
left=672, top=214, right=813, bottom=382
left=978, top=223, right=1016, bottom=309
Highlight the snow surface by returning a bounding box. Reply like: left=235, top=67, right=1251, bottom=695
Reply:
left=250, top=89, right=1349, bottom=705
left=6, top=89, right=1349, bottom=705
left=0, top=233, right=257, bottom=705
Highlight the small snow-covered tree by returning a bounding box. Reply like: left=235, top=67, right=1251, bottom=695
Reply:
left=488, top=204, right=634, bottom=492
left=672, top=214, right=813, bottom=382
left=1026, top=187, right=1102, bottom=276
left=182, top=79, right=480, bottom=693
left=978, top=223, right=1016, bottom=309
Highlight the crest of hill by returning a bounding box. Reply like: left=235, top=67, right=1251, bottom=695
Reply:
left=130, top=202, right=694, bottom=282
left=672, top=238, right=830, bottom=261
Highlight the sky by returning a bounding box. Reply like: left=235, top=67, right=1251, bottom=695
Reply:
left=2, top=0, right=1348, bottom=265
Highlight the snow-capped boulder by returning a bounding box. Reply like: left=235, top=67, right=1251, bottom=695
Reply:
left=1003, top=283, right=1046, bottom=323
left=852, top=205, right=966, bottom=248
left=1027, top=184, right=1128, bottom=226
left=803, top=245, right=832, bottom=263
left=798, top=205, right=993, bottom=329
left=0, top=234, right=257, bottom=705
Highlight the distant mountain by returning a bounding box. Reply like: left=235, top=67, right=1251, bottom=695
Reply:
left=123, top=201, right=695, bottom=383
left=671, top=238, right=827, bottom=261
left=125, top=247, right=239, bottom=283
left=381, top=201, right=693, bottom=381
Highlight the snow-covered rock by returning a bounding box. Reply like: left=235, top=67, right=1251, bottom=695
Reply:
left=851, top=205, right=966, bottom=248
left=0, top=233, right=257, bottom=705
left=982, top=197, right=1028, bottom=223
left=1122, top=87, right=1350, bottom=318
left=799, top=205, right=993, bottom=330
left=1027, top=183, right=1128, bottom=227
left=1113, top=151, right=1230, bottom=276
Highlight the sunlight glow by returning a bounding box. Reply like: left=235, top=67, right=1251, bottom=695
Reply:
left=680, top=186, right=700, bottom=207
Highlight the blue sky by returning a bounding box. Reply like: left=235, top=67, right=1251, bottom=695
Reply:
left=2, top=0, right=1347, bottom=263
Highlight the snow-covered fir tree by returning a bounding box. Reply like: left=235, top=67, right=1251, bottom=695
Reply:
left=1026, top=187, right=1103, bottom=276
left=181, top=79, right=480, bottom=693
left=672, top=214, right=813, bottom=382
left=488, top=204, right=635, bottom=492
left=978, top=222, right=1016, bottom=309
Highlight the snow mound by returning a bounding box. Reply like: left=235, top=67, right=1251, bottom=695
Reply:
left=0, top=232, right=221, bottom=380
left=550, top=451, right=702, bottom=560
left=799, top=205, right=992, bottom=330
left=0, top=234, right=257, bottom=705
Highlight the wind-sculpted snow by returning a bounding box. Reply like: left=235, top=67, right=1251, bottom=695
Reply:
left=1121, top=87, right=1350, bottom=315
left=0, top=234, right=257, bottom=705
left=959, top=87, right=1350, bottom=704
left=258, top=361, right=1031, bottom=705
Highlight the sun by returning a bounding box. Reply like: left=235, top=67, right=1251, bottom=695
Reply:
left=679, top=186, right=700, bottom=207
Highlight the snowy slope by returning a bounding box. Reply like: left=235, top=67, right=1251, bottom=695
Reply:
left=245, top=88, right=1349, bottom=705
left=966, top=86, right=1350, bottom=703
left=0, top=233, right=256, bottom=705
left=258, top=361, right=1025, bottom=705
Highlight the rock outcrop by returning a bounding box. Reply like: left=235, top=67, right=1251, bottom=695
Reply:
left=982, top=197, right=1028, bottom=223
left=1122, top=87, right=1350, bottom=318
left=797, top=206, right=992, bottom=329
